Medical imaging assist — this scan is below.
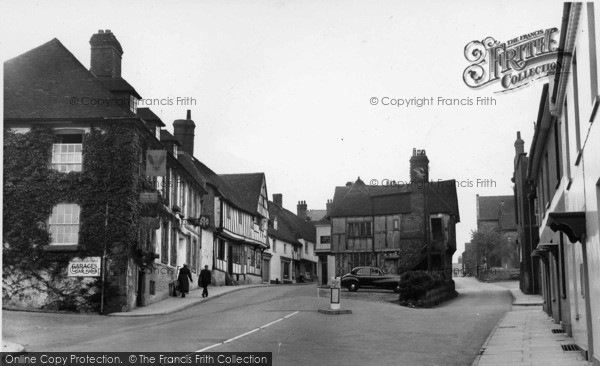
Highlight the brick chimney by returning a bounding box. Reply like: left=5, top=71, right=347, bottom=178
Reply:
left=173, top=110, right=196, bottom=156
left=410, top=148, right=429, bottom=182
left=326, top=199, right=333, bottom=215
left=297, top=200, right=307, bottom=220
left=514, top=131, right=525, bottom=155
left=90, top=30, right=123, bottom=78
left=273, top=194, right=283, bottom=207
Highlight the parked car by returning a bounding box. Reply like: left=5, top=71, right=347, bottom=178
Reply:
left=340, top=266, right=401, bottom=292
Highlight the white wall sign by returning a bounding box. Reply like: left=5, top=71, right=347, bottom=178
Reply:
left=68, top=257, right=101, bottom=277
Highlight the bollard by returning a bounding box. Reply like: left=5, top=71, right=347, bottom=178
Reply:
left=318, top=276, right=351, bottom=315
left=330, top=277, right=341, bottom=310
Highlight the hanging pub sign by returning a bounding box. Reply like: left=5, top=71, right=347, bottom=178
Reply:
left=463, top=27, right=559, bottom=93
left=68, top=257, right=101, bottom=277
left=198, top=215, right=210, bottom=228
left=146, top=150, right=166, bottom=177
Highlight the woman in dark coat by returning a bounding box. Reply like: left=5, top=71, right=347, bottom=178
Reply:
left=177, top=264, right=193, bottom=298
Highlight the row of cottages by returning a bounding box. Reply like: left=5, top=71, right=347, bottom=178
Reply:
left=512, top=132, right=541, bottom=295
left=163, top=110, right=270, bottom=286
left=475, top=194, right=519, bottom=268
left=3, top=31, right=211, bottom=313
left=515, top=3, right=600, bottom=362
left=264, top=194, right=318, bottom=284
left=327, top=149, right=460, bottom=276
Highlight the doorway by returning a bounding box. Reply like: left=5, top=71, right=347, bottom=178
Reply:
left=136, top=270, right=145, bottom=307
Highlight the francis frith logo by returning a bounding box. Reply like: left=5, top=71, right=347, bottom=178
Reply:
left=463, top=28, right=559, bottom=93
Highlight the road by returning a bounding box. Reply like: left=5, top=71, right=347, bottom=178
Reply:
left=3, top=277, right=512, bottom=365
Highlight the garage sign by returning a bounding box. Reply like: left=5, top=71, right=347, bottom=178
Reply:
left=68, top=257, right=101, bottom=277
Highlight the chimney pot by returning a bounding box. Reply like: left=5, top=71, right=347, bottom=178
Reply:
left=514, top=130, right=525, bottom=155
left=90, top=30, right=123, bottom=78
left=297, top=200, right=308, bottom=220
left=173, top=111, right=196, bottom=156
left=409, top=148, right=429, bottom=182
left=273, top=194, right=283, bottom=207
left=98, top=29, right=104, bottom=33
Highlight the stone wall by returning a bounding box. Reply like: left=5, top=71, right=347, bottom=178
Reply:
left=421, top=280, right=457, bottom=307
left=3, top=265, right=98, bottom=312
left=140, top=262, right=178, bottom=306
left=478, top=268, right=520, bottom=282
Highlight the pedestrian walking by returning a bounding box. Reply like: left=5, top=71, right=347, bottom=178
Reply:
left=177, top=264, right=193, bottom=298
left=199, top=265, right=212, bottom=298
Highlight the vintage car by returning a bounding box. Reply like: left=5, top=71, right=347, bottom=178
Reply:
left=340, top=266, right=401, bottom=292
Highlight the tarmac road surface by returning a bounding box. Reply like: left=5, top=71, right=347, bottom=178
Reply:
left=2, top=277, right=512, bottom=366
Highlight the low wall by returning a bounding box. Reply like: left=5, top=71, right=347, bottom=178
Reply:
left=399, top=280, right=457, bottom=308
left=478, top=268, right=520, bottom=282
left=422, top=280, right=457, bottom=307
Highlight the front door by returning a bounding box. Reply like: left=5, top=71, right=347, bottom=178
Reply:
left=136, top=270, right=145, bottom=307
left=321, top=260, right=328, bottom=285
left=262, top=258, right=270, bottom=283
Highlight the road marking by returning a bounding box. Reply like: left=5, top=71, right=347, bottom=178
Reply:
left=283, top=311, right=299, bottom=319
left=223, top=328, right=260, bottom=343
left=260, top=318, right=283, bottom=329
left=196, top=343, right=222, bottom=352
left=194, top=311, right=299, bottom=352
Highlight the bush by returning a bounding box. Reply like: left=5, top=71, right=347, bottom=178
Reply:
left=398, top=270, right=448, bottom=301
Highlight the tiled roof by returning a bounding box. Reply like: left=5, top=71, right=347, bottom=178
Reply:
left=306, top=209, right=327, bottom=222
left=315, top=215, right=331, bottom=225
left=329, top=178, right=460, bottom=221
left=4, top=38, right=134, bottom=119
left=160, top=130, right=181, bottom=145
left=478, top=195, right=513, bottom=221
left=137, top=107, right=166, bottom=127
left=219, top=173, right=265, bottom=215
left=190, top=159, right=242, bottom=206
left=177, top=154, right=209, bottom=194
left=97, top=76, right=141, bottom=98
left=268, top=203, right=301, bottom=245
left=268, top=201, right=316, bottom=244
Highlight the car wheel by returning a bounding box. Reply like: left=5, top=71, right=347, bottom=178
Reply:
left=348, top=282, right=359, bottom=292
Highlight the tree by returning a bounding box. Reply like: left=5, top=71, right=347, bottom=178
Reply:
left=469, top=227, right=513, bottom=269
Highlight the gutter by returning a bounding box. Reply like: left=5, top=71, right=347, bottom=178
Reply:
left=526, top=84, right=550, bottom=181
left=551, top=2, right=572, bottom=105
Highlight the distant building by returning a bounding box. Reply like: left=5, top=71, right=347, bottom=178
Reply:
left=511, top=131, right=540, bottom=294
left=328, top=149, right=460, bottom=275
left=315, top=199, right=335, bottom=286
left=265, top=194, right=318, bottom=283
left=476, top=194, right=518, bottom=268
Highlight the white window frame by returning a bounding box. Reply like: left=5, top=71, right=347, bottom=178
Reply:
left=48, top=203, right=80, bottom=245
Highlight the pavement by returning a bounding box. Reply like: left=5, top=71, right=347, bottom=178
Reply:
left=2, top=340, right=24, bottom=354
left=108, top=283, right=269, bottom=317
left=472, top=280, right=591, bottom=366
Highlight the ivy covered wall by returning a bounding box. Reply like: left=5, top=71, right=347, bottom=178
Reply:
left=3, top=123, right=148, bottom=312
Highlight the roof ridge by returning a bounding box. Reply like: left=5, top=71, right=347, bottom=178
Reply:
left=4, top=38, right=62, bottom=64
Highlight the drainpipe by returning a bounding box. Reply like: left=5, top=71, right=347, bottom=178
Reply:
left=100, top=192, right=108, bottom=315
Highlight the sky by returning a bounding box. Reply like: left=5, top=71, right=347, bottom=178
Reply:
left=0, top=0, right=566, bottom=258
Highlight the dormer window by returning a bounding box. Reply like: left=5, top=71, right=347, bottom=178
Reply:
left=130, top=95, right=138, bottom=114
left=274, top=217, right=278, bottom=230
